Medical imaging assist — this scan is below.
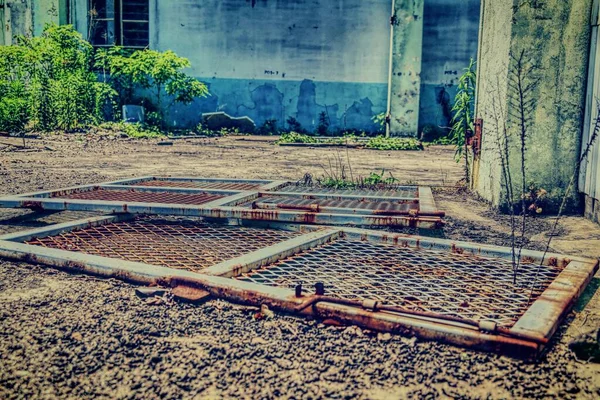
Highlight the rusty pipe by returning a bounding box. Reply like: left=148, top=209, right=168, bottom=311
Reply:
left=294, top=295, right=548, bottom=345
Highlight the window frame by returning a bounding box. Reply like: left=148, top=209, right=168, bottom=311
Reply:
left=89, top=0, right=149, bottom=49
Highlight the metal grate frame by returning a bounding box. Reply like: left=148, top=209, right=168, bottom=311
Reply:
left=0, top=177, right=444, bottom=228
left=0, top=215, right=596, bottom=359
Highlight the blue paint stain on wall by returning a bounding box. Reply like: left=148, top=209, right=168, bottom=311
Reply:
left=164, top=77, right=386, bottom=132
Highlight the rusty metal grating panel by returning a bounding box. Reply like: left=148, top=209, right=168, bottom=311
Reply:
left=128, top=180, right=263, bottom=191
left=52, top=188, right=224, bottom=205
left=25, top=216, right=301, bottom=273
left=273, top=185, right=419, bottom=198
left=0, top=177, right=444, bottom=228
left=237, top=239, right=564, bottom=328
left=241, top=196, right=419, bottom=215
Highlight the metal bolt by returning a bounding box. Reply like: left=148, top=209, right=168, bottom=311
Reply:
left=315, top=282, right=325, bottom=296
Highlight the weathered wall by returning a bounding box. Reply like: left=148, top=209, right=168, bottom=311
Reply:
left=388, top=0, right=423, bottom=136
left=32, top=0, right=63, bottom=36
left=7, top=0, right=483, bottom=134
left=153, top=0, right=391, bottom=132
left=0, top=0, right=67, bottom=44
left=474, top=0, right=593, bottom=209
left=1, top=0, right=33, bottom=45
left=419, top=0, right=481, bottom=133
left=473, top=0, right=514, bottom=204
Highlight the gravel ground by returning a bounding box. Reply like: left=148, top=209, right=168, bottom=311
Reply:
left=0, top=262, right=597, bottom=400
left=1, top=134, right=599, bottom=399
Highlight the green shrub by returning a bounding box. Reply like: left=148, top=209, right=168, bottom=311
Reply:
left=100, top=121, right=164, bottom=139
left=286, top=116, right=305, bottom=133
left=98, top=49, right=208, bottom=129
left=276, top=131, right=317, bottom=144
left=0, top=24, right=117, bottom=132
left=0, top=96, right=29, bottom=132
left=365, top=136, right=423, bottom=151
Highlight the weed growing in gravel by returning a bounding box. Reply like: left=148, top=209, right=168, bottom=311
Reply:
left=314, top=150, right=402, bottom=189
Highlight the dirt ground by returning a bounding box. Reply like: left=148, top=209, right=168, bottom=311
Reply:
left=1, top=132, right=599, bottom=399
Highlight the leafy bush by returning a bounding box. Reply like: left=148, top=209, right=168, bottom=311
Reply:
left=100, top=121, right=164, bottom=139
left=276, top=132, right=317, bottom=144
left=194, top=123, right=241, bottom=137
left=0, top=98, right=29, bottom=133
left=98, top=49, right=208, bottom=129
left=362, top=170, right=398, bottom=186
left=0, top=24, right=116, bottom=132
left=365, top=136, right=423, bottom=151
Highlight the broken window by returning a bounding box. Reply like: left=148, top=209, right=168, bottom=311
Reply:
left=89, top=0, right=149, bottom=48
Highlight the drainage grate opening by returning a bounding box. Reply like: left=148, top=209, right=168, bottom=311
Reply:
left=273, top=185, right=419, bottom=198
left=128, top=179, right=263, bottom=191
left=51, top=188, right=224, bottom=205
left=237, top=239, right=565, bottom=327
left=25, top=216, right=301, bottom=272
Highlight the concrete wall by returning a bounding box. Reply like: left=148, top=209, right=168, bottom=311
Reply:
left=1, top=0, right=33, bottom=45
left=32, top=0, right=63, bottom=36
left=153, top=0, right=391, bottom=132
left=474, top=0, right=593, bottom=210
left=0, top=0, right=65, bottom=44
left=4, top=0, right=483, bottom=135
left=419, top=0, right=481, bottom=133
left=388, top=0, right=423, bottom=136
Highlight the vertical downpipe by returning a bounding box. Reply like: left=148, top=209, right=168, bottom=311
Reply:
left=386, top=0, right=396, bottom=138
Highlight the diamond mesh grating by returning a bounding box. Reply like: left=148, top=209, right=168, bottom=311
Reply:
left=243, top=196, right=419, bottom=214
left=237, top=239, right=565, bottom=327
left=52, top=188, right=224, bottom=205
left=129, top=180, right=263, bottom=191
left=25, top=216, right=301, bottom=273
left=273, top=185, right=419, bottom=198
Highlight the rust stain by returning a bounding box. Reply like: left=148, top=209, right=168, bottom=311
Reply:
left=301, top=213, right=317, bottom=224
left=22, top=201, right=43, bottom=209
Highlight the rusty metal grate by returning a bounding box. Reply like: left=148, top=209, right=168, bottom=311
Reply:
left=241, top=196, right=419, bottom=215
left=274, top=185, right=419, bottom=198
left=52, top=188, right=224, bottom=205
left=128, top=180, right=262, bottom=191
left=237, top=239, right=565, bottom=328
left=25, top=216, right=301, bottom=272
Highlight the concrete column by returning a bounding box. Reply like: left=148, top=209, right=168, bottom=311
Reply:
left=474, top=0, right=593, bottom=211
left=389, top=0, right=424, bottom=137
